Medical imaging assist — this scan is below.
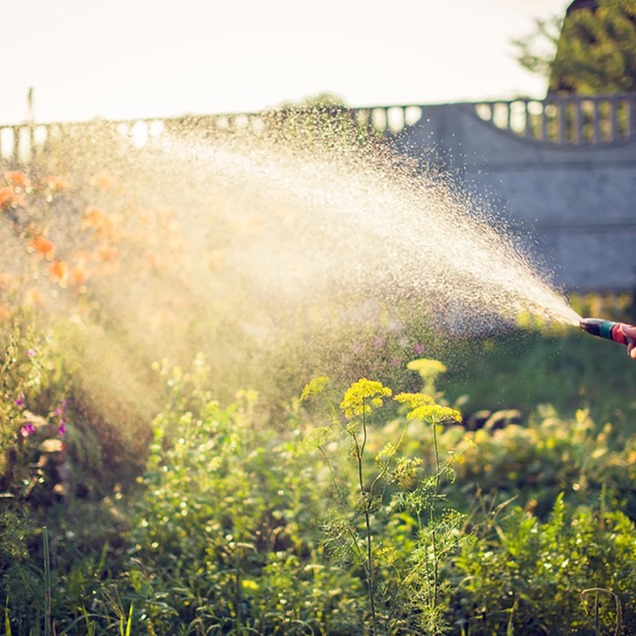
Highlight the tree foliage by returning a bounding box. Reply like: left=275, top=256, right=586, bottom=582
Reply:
left=512, top=0, right=636, bottom=94
left=511, top=16, right=563, bottom=81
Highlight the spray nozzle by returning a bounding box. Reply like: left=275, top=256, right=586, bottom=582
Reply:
left=579, top=317, right=636, bottom=347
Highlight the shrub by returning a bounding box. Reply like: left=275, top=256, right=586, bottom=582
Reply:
left=455, top=494, right=636, bottom=634
left=101, top=358, right=364, bottom=635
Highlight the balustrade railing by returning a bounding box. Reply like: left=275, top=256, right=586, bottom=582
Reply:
left=0, top=106, right=426, bottom=165
left=473, top=93, right=636, bottom=144
left=2, top=94, right=635, bottom=165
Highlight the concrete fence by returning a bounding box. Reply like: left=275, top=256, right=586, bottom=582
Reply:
left=2, top=93, right=636, bottom=292
left=3, top=94, right=635, bottom=161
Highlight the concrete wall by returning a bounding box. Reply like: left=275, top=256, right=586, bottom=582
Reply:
left=394, top=101, right=636, bottom=292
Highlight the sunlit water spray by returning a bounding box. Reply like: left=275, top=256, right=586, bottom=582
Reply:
left=1, top=119, right=581, bottom=414
left=154, top=131, right=580, bottom=328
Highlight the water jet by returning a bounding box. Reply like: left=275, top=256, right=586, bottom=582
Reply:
left=0, top=117, right=587, bottom=406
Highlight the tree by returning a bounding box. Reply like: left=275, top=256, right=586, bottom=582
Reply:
left=511, top=16, right=563, bottom=83
left=512, top=0, right=636, bottom=94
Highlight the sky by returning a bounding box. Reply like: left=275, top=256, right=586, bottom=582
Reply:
left=1, top=0, right=571, bottom=125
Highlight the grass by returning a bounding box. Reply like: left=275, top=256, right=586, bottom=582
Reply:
left=440, top=323, right=636, bottom=436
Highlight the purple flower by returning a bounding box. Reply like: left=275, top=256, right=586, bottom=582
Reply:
left=27, top=348, right=36, bottom=357
left=15, top=392, right=25, bottom=407
left=21, top=422, right=36, bottom=437
left=53, top=399, right=68, bottom=418
left=57, top=421, right=67, bottom=436
left=412, top=343, right=425, bottom=355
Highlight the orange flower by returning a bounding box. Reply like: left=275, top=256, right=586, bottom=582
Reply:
left=83, top=205, right=106, bottom=229
left=48, top=260, right=69, bottom=287
left=0, top=187, right=11, bottom=206
left=41, top=175, right=70, bottom=191
left=83, top=206, right=122, bottom=242
left=68, top=263, right=88, bottom=287
left=88, top=172, right=114, bottom=189
left=4, top=171, right=31, bottom=189
left=0, top=186, right=27, bottom=209
left=95, top=246, right=118, bottom=262
left=28, top=235, right=56, bottom=260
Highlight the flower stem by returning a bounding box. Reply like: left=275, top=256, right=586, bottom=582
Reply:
left=358, top=409, right=378, bottom=635
left=430, top=421, right=441, bottom=611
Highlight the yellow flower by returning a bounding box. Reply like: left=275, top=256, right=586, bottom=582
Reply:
left=407, top=404, right=461, bottom=424
left=300, top=376, right=330, bottom=401
left=340, top=378, right=392, bottom=419
left=393, top=456, right=423, bottom=487
left=394, top=392, right=434, bottom=409
left=407, top=358, right=447, bottom=381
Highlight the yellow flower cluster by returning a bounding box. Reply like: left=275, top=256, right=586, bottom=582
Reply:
left=300, top=376, right=330, bottom=401
left=406, top=358, right=447, bottom=381
left=407, top=404, right=461, bottom=424
left=340, top=378, right=392, bottom=419
left=395, top=391, right=461, bottom=424
left=393, top=392, right=434, bottom=409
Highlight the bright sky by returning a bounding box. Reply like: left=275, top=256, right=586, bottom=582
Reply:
left=1, top=0, right=571, bottom=125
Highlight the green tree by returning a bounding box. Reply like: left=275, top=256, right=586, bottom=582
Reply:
left=512, top=0, right=636, bottom=94
left=511, top=16, right=563, bottom=82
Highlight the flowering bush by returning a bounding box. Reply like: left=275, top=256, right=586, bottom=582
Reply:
left=0, top=320, right=71, bottom=503
left=0, top=168, right=185, bottom=318
left=0, top=164, right=192, bottom=503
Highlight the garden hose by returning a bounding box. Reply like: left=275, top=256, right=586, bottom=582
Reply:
left=579, top=318, right=635, bottom=347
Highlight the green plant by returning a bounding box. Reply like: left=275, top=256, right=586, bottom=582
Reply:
left=456, top=494, right=636, bottom=634
left=443, top=404, right=636, bottom=522
left=0, top=508, right=37, bottom=625
left=0, top=318, right=72, bottom=503
left=95, top=356, right=363, bottom=635
left=297, top=359, right=468, bottom=634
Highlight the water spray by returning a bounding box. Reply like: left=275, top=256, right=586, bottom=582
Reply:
left=579, top=318, right=636, bottom=355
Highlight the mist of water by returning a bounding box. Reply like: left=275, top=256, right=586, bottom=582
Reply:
left=1, top=119, right=581, bottom=414
left=157, top=132, right=580, bottom=328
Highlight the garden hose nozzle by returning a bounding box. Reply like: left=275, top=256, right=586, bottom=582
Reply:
left=579, top=318, right=635, bottom=347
